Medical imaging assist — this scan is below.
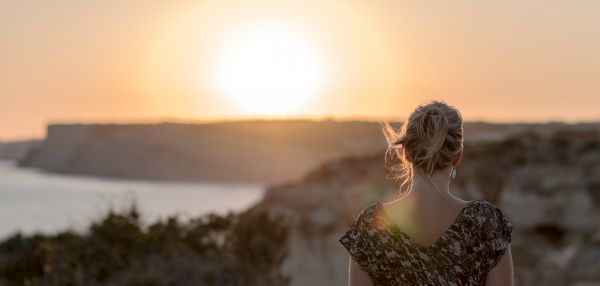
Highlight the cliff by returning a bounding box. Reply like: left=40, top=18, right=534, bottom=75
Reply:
left=0, top=140, right=41, bottom=160
left=18, top=120, right=387, bottom=184
left=251, top=125, right=600, bottom=286
left=16, top=120, right=548, bottom=184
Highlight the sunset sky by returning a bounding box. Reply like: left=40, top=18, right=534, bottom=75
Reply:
left=2, top=1, right=600, bottom=140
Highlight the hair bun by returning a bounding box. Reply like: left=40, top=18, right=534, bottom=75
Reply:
left=380, top=100, right=463, bottom=194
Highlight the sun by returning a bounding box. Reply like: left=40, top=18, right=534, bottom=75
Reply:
left=213, top=24, right=326, bottom=116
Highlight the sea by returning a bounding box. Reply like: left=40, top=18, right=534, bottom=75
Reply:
left=0, top=161, right=265, bottom=240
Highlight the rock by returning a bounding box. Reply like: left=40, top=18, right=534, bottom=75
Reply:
left=18, top=121, right=387, bottom=184
left=251, top=126, right=600, bottom=285
left=569, top=244, right=600, bottom=283
left=0, top=140, right=41, bottom=160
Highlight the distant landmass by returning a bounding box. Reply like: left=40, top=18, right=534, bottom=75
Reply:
left=0, top=140, right=41, bottom=160
left=15, top=120, right=599, bottom=184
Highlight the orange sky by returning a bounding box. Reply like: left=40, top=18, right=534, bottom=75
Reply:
left=2, top=1, right=600, bottom=140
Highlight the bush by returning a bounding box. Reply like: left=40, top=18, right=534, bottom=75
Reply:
left=0, top=204, right=289, bottom=286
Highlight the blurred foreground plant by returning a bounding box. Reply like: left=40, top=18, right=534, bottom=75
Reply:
left=0, top=204, right=289, bottom=286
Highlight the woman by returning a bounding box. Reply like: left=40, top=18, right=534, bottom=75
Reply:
left=339, top=100, right=514, bottom=285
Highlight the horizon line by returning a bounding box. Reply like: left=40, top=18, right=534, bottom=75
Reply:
left=3, top=115, right=600, bottom=143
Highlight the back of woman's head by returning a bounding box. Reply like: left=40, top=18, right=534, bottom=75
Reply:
left=381, top=100, right=463, bottom=194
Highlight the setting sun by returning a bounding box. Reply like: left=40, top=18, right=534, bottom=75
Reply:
left=213, top=23, right=326, bottom=116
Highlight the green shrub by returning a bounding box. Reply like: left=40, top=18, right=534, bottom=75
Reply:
left=0, top=205, right=289, bottom=286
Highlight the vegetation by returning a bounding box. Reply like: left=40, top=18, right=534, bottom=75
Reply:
left=0, top=205, right=289, bottom=286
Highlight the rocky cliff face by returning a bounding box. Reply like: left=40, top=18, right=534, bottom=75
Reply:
left=252, top=126, right=600, bottom=286
left=16, top=120, right=543, bottom=184
left=18, top=121, right=387, bottom=184
left=0, top=140, right=40, bottom=160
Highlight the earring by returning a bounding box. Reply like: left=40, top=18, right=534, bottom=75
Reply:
left=450, top=166, right=456, bottom=180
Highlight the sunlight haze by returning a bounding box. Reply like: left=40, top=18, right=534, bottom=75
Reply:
left=1, top=0, right=600, bottom=139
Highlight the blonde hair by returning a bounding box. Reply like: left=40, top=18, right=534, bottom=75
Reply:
left=380, top=100, right=464, bottom=196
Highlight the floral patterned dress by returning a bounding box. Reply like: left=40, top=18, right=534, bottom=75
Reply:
left=338, top=200, right=513, bottom=285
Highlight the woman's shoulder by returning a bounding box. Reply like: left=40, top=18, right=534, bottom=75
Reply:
left=465, top=200, right=514, bottom=240
left=466, top=200, right=511, bottom=220
left=338, top=202, right=384, bottom=274
left=351, top=202, right=381, bottom=228
left=464, top=200, right=515, bottom=270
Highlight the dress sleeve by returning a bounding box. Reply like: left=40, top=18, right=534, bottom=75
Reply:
left=483, top=203, right=514, bottom=271
left=338, top=208, right=374, bottom=274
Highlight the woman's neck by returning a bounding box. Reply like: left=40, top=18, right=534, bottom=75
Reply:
left=409, top=166, right=454, bottom=200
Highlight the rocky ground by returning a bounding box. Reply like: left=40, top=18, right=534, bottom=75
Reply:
left=251, top=126, right=600, bottom=286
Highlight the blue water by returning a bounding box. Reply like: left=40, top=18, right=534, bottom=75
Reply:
left=0, top=161, right=265, bottom=240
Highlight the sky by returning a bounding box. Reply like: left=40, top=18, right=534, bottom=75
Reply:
left=2, top=0, right=600, bottom=140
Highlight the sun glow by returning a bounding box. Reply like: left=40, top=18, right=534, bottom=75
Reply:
left=213, top=24, right=327, bottom=116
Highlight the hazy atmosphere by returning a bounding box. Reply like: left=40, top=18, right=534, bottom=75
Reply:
left=2, top=1, right=600, bottom=139
left=1, top=1, right=600, bottom=285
